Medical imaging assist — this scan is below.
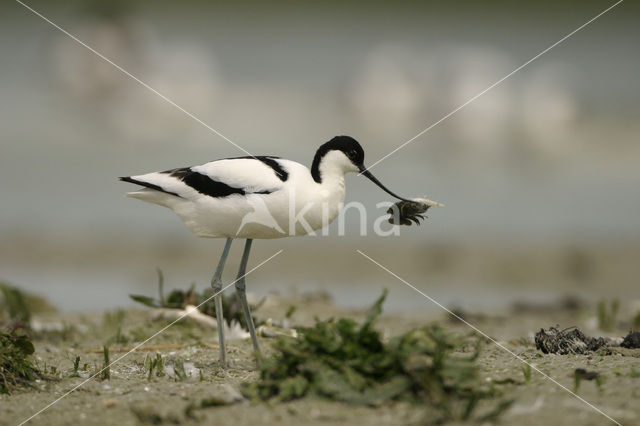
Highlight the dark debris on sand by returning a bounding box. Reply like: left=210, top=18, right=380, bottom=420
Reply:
left=574, top=368, right=599, bottom=381
left=620, top=331, right=640, bottom=349
left=534, top=327, right=607, bottom=355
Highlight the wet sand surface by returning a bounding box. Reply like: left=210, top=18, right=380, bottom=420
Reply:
left=1, top=293, right=639, bottom=426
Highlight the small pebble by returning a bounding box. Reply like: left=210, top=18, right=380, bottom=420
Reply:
left=102, top=398, right=118, bottom=408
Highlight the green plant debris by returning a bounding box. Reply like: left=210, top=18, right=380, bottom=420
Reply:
left=611, top=367, right=640, bottom=379
left=129, top=269, right=264, bottom=331
left=0, top=329, right=41, bottom=393
left=70, top=355, right=81, bottom=378
left=573, top=368, right=599, bottom=393
left=145, top=353, right=165, bottom=380
left=522, top=364, right=531, bottom=385
left=595, top=374, right=605, bottom=394
left=285, top=305, right=296, bottom=319
left=101, top=345, right=111, bottom=380
left=174, top=360, right=187, bottom=381
left=0, top=284, right=30, bottom=323
left=104, top=309, right=126, bottom=329
left=243, top=289, right=510, bottom=422
left=597, top=298, right=619, bottom=331
left=573, top=373, right=580, bottom=393
left=103, top=309, right=130, bottom=345
left=0, top=282, right=58, bottom=325
left=129, top=294, right=158, bottom=308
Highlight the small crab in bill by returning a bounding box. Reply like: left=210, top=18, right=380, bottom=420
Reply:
left=387, top=197, right=444, bottom=226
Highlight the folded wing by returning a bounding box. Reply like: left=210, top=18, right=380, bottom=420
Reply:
left=120, top=157, right=287, bottom=200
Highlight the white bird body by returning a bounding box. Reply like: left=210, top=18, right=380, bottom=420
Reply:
left=124, top=150, right=355, bottom=239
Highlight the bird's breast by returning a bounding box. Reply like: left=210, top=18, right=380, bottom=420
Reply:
left=282, top=178, right=345, bottom=235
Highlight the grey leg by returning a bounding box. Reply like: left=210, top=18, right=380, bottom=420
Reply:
left=211, top=237, right=233, bottom=366
left=235, top=239, right=260, bottom=354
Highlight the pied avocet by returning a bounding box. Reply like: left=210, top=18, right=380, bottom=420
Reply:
left=120, top=135, right=414, bottom=365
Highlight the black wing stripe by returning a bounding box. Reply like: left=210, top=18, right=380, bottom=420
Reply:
left=163, top=168, right=274, bottom=198
left=119, top=176, right=182, bottom=198
left=258, top=157, right=288, bottom=181
left=225, top=156, right=289, bottom=181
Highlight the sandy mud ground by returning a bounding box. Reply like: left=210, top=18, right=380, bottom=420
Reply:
left=1, top=293, right=639, bottom=426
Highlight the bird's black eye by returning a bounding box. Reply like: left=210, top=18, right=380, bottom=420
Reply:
left=347, top=150, right=358, bottom=159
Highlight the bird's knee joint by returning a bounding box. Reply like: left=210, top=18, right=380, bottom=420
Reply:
left=211, top=278, right=223, bottom=291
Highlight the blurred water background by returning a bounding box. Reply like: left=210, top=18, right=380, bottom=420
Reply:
left=2, top=0, right=639, bottom=313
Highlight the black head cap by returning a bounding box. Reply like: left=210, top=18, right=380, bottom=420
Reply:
left=311, top=136, right=364, bottom=182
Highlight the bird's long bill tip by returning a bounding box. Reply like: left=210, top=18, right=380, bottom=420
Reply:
left=358, top=167, right=410, bottom=202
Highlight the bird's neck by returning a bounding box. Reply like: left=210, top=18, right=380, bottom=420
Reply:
left=310, top=157, right=345, bottom=197
left=310, top=149, right=326, bottom=183
left=311, top=150, right=349, bottom=184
